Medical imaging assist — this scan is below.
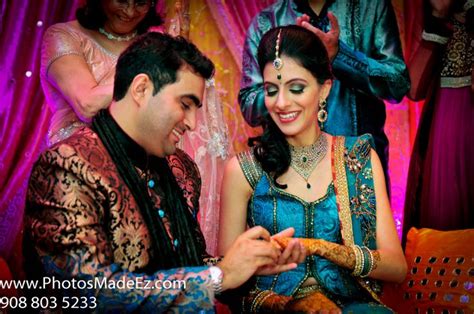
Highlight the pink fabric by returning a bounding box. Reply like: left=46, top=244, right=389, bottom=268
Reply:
left=41, top=21, right=117, bottom=143
left=205, top=0, right=275, bottom=70
left=419, top=87, right=474, bottom=229
left=0, top=1, right=81, bottom=263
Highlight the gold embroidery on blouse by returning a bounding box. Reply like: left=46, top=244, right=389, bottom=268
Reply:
left=440, top=19, right=473, bottom=88
left=333, top=136, right=354, bottom=246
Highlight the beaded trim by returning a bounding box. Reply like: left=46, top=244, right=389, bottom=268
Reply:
left=422, top=30, right=449, bottom=44
left=48, top=121, right=87, bottom=146
left=332, top=136, right=355, bottom=246
left=237, top=149, right=263, bottom=189
left=440, top=75, right=471, bottom=88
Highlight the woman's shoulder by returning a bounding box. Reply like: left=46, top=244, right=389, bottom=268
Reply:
left=45, top=20, right=84, bottom=37
left=332, top=134, right=374, bottom=166
left=337, top=134, right=375, bottom=151
left=236, top=148, right=260, bottom=172
left=235, top=148, right=263, bottom=190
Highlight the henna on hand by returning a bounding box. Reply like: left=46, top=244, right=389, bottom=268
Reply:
left=273, top=237, right=355, bottom=269
left=372, top=250, right=381, bottom=272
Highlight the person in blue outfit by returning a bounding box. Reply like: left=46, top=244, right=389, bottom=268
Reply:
left=239, top=0, right=410, bottom=184
left=24, top=32, right=304, bottom=313
left=219, top=25, right=406, bottom=313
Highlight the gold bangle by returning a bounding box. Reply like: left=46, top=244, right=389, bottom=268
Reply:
left=351, top=245, right=364, bottom=276
left=360, top=246, right=374, bottom=278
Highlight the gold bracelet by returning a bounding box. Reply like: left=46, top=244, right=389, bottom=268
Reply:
left=351, top=245, right=364, bottom=276
left=251, top=290, right=272, bottom=312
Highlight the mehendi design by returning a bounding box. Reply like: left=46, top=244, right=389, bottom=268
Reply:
left=273, top=237, right=356, bottom=270
left=371, top=250, right=381, bottom=272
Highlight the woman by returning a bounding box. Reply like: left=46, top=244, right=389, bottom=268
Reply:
left=219, top=25, right=407, bottom=313
left=41, top=0, right=163, bottom=146
left=403, top=0, right=473, bottom=239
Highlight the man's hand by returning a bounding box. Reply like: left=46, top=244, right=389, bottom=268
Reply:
left=296, top=12, right=340, bottom=61
left=257, top=227, right=306, bottom=275
left=217, top=226, right=282, bottom=291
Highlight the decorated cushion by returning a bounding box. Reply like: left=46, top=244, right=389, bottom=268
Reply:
left=382, top=227, right=474, bottom=313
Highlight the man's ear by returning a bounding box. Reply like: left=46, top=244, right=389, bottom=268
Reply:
left=130, top=73, right=153, bottom=107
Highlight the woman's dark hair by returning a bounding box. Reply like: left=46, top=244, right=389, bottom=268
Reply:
left=76, top=0, right=163, bottom=33
left=251, top=25, right=332, bottom=188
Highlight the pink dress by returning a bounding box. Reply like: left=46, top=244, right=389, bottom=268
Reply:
left=403, top=11, right=474, bottom=236
left=40, top=20, right=118, bottom=146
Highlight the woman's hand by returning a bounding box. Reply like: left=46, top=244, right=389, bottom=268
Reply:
left=218, top=226, right=281, bottom=291
left=256, top=227, right=306, bottom=276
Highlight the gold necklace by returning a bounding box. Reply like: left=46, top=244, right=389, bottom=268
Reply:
left=289, top=133, right=328, bottom=189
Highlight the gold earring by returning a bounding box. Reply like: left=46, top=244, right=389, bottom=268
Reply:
left=317, top=98, right=328, bottom=128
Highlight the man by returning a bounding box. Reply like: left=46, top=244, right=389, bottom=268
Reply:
left=24, top=33, right=302, bottom=312
left=239, top=0, right=410, bottom=182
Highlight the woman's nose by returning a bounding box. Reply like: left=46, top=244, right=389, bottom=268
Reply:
left=275, top=91, right=290, bottom=110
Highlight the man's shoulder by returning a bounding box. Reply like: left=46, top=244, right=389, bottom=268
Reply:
left=249, top=0, right=293, bottom=28
left=38, top=127, right=110, bottom=170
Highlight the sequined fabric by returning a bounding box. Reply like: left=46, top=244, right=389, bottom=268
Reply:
left=40, top=21, right=118, bottom=144
left=440, top=18, right=473, bottom=88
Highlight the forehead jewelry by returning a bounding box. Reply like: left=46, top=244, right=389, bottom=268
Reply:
left=273, top=29, right=283, bottom=81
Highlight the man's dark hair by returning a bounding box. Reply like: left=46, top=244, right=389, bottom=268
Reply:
left=94, top=32, right=215, bottom=271
left=113, top=32, right=214, bottom=101
left=76, top=0, right=163, bottom=34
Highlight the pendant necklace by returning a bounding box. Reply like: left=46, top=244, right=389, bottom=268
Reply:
left=289, top=133, right=328, bottom=189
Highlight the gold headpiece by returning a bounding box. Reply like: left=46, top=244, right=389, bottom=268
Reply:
left=273, top=29, right=283, bottom=80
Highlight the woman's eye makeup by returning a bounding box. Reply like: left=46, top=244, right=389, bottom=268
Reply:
left=265, top=85, right=278, bottom=96
left=289, top=84, right=305, bottom=94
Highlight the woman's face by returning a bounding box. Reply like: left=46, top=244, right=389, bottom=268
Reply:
left=101, top=0, right=152, bottom=35
left=263, top=55, right=331, bottom=145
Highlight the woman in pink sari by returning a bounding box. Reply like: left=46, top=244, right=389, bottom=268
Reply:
left=41, top=0, right=163, bottom=146
left=403, top=0, right=473, bottom=241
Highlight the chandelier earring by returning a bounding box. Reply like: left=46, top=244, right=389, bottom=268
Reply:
left=317, top=98, right=328, bottom=128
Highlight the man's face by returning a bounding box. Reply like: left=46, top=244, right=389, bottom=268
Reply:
left=138, top=68, right=205, bottom=157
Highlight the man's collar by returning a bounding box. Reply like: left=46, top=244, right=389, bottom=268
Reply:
left=101, top=109, right=149, bottom=169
